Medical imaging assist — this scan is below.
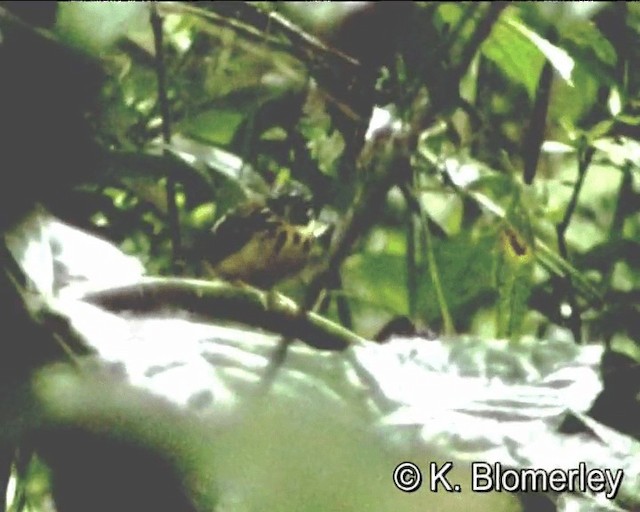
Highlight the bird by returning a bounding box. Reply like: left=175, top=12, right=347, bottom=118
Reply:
left=201, top=197, right=323, bottom=289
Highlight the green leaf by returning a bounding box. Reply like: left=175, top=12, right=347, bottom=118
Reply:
left=616, top=114, right=640, bottom=126
left=484, top=11, right=579, bottom=100
left=344, top=251, right=408, bottom=317
left=418, top=233, right=497, bottom=327
left=494, top=192, right=535, bottom=342
left=549, top=62, right=600, bottom=131
left=434, top=3, right=465, bottom=31
left=509, top=20, right=574, bottom=83
left=587, top=119, right=615, bottom=142
left=482, top=16, right=546, bottom=99
left=298, top=89, right=346, bottom=176
left=181, top=109, right=245, bottom=146
left=563, top=21, right=617, bottom=66
left=557, top=24, right=618, bottom=91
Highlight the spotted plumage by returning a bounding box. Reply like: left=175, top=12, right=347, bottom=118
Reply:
left=203, top=201, right=318, bottom=288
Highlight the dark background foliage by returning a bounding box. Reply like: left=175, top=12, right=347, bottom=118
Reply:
left=0, top=2, right=639, bottom=511
left=21, top=2, right=637, bottom=347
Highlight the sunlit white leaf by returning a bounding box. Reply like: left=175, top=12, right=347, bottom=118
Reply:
left=608, top=87, right=622, bottom=117
left=542, top=140, right=576, bottom=154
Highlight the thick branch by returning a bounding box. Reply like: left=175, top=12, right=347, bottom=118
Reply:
left=83, top=278, right=366, bottom=351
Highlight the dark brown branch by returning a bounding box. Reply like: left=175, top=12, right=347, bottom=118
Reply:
left=304, top=162, right=401, bottom=311
left=203, top=2, right=361, bottom=70
left=168, top=2, right=373, bottom=123
left=523, top=57, right=554, bottom=184
left=150, top=4, right=182, bottom=273
left=160, top=2, right=361, bottom=75
left=303, top=87, right=444, bottom=311
left=83, top=278, right=366, bottom=351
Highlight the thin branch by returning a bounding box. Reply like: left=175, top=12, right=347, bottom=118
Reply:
left=400, top=183, right=454, bottom=334
left=259, top=334, right=292, bottom=392
left=557, top=145, right=594, bottom=241
left=555, top=145, right=594, bottom=343
left=202, top=2, right=361, bottom=70
left=333, top=273, right=353, bottom=329
left=406, top=210, right=418, bottom=319
left=159, top=2, right=289, bottom=53
left=150, top=3, right=182, bottom=273
left=303, top=91, right=444, bottom=311
left=263, top=270, right=350, bottom=393
left=160, top=2, right=361, bottom=74
left=161, top=2, right=371, bottom=129
left=303, top=162, right=401, bottom=310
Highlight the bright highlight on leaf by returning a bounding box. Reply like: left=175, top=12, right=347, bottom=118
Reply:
left=506, top=18, right=575, bottom=86
left=2, top=2, right=640, bottom=510
left=608, top=88, right=622, bottom=117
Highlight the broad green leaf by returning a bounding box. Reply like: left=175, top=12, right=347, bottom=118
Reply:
left=507, top=19, right=574, bottom=84
left=541, top=140, right=576, bottom=154
left=417, top=233, right=497, bottom=328
left=588, top=119, right=615, bottom=142
left=482, top=16, right=545, bottom=99
left=484, top=11, right=579, bottom=100
left=473, top=174, right=517, bottom=201
left=181, top=109, right=245, bottom=146
left=189, top=203, right=216, bottom=228
left=343, top=233, right=495, bottom=335
left=344, top=251, right=408, bottom=317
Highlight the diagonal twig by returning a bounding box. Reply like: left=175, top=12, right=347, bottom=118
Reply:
left=555, top=144, right=594, bottom=343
